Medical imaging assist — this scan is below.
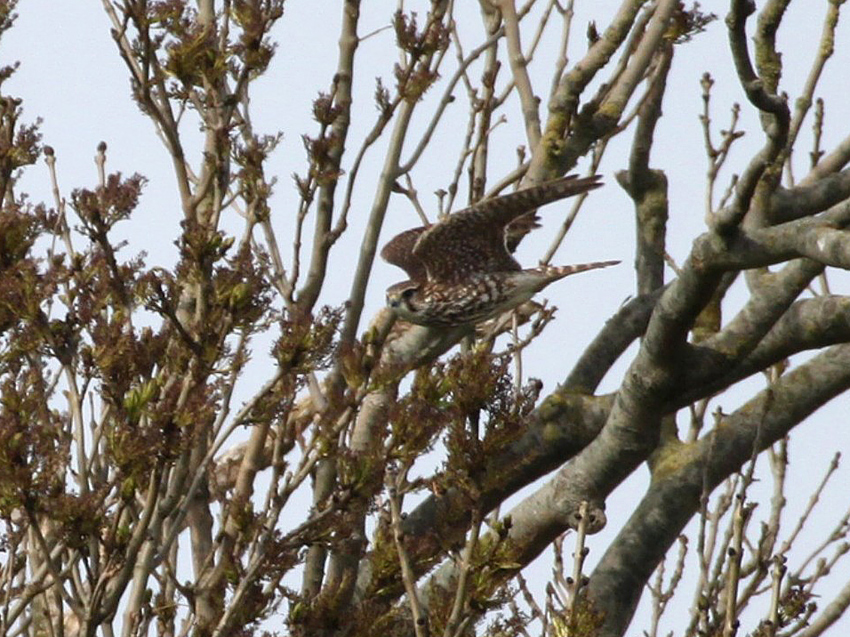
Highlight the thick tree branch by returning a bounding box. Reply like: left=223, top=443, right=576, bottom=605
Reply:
left=676, top=295, right=850, bottom=408
left=713, top=0, right=790, bottom=233
left=585, top=343, right=850, bottom=636
left=529, top=0, right=647, bottom=177
left=296, top=0, right=360, bottom=311
left=770, top=168, right=850, bottom=223
left=565, top=287, right=663, bottom=392
left=617, top=40, right=672, bottom=296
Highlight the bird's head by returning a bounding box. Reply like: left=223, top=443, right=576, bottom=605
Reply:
left=386, top=280, right=425, bottom=323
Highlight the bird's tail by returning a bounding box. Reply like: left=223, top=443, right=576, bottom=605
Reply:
left=541, top=260, right=620, bottom=280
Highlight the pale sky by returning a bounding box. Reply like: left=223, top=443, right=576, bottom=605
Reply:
left=5, top=1, right=850, bottom=634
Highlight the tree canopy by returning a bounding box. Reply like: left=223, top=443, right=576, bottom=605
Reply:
left=2, top=1, right=850, bottom=637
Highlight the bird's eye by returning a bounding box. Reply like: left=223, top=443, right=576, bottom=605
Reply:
left=400, top=287, right=419, bottom=312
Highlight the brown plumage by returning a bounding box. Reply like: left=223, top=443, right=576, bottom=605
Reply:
left=381, top=175, right=618, bottom=327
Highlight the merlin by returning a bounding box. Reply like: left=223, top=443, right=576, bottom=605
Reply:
left=380, top=174, right=618, bottom=327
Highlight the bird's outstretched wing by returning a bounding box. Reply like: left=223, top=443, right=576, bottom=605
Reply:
left=380, top=226, right=428, bottom=281
left=413, top=174, right=602, bottom=283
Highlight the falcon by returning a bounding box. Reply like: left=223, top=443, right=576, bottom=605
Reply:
left=380, top=175, right=618, bottom=327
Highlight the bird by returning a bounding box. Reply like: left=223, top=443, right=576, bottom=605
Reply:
left=380, top=174, right=619, bottom=327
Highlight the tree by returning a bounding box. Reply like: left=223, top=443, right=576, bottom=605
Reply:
left=2, top=0, right=850, bottom=636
